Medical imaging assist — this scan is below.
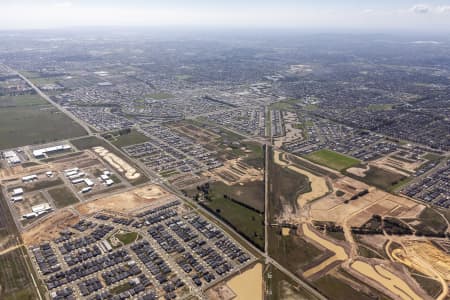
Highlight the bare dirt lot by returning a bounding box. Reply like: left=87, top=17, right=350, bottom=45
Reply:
left=310, top=180, right=423, bottom=227
left=212, top=158, right=263, bottom=185
left=274, top=112, right=304, bottom=148
left=14, top=191, right=48, bottom=216
left=171, top=123, right=220, bottom=144
left=374, top=155, right=423, bottom=174
left=403, top=240, right=450, bottom=281
left=0, top=163, right=51, bottom=180
left=226, top=263, right=263, bottom=300
left=302, top=224, right=348, bottom=278
left=350, top=260, right=423, bottom=300
left=22, top=209, right=79, bottom=245
left=75, top=184, right=171, bottom=215
left=205, top=284, right=235, bottom=300
left=274, top=150, right=329, bottom=208
left=93, top=146, right=141, bottom=180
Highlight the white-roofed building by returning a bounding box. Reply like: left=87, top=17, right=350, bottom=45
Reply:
left=31, top=203, right=51, bottom=213
left=12, top=188, right=24, bottom=196
left=32, top=144, right=71, bottom=158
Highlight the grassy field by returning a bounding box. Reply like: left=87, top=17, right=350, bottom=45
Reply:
left=241, top=141, right=265, bottom=169
left=110, top=282, right=133, bottom=295
left=268, top=227, right=323, bottom=275
left=423, top=153, right=443, bottom=161
left=0, top=247, right=37, bottom=300
left=313, top=274, right=377, bottom=300
left=326, top=231, right=346, bottom=241
left=70, top=136, right=149, bottom=186
left=24, top=178, right=64, bottom=193
left=349, top=165, right=409, bottom=191
left=146, top=92, right=173, bottom=100
left=265, top=264, right=321, bottom=300
left=357, top=244, right=384, bottom=259
left=0, top=106, right=86, bottom=150
left=412, top=207, right=448, bottom=235
left=42, top=151, right=84, bottom=163
left=411, top=273, right=442, bottom=298
left=109, top=130, right=149, bottom=148
left=48, top=186, right=79, bottom=208
left=267, top=148, right=327, bottom=275
left=208, top=180, right=265, bottom=212
left=288, top=154, right=340, bottom=179
left=269, top=150, right=311, bottom=218
left=115, top=231, right=140, bottom=245
left=305, top=149, right=360, bottom=171
left=0, top=93, right=86, bottom=150
left=269, top=99, right=301, bottom=111
left=368, top=104, right=393, bottom=111
left=202, top=184, right=265, bottom=249
left=0, top=94, right=47, bottom=107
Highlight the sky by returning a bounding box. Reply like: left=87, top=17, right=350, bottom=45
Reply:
left=1, top=0, right=450, bottom=32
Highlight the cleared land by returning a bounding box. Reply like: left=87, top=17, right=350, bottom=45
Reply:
left=268, top=150, right=312, bottom=222
left=274, top=151, right=328, bottom=208
left=305, top=149, right=360, bottom=172
left=350, top=260, right=422, bottom=300
left=310, top=182, right=422, bottom=227
left=22, top=209, right=80, bottom=245
left=302, top=224, right=348, bottom=278
left=75, top=184, right=171, bottom=216
left=48, top=186, right=79, bottom=208
left=391, top=245, right=447, bottom=300
left=0, top=93, right=85, bottom=150
left=226, top=263, right=263, bottom=300
left=93, top=146, right=141, bottom=180
left=71, top=136, right=149, bottom=185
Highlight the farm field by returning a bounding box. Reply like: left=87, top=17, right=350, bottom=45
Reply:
left=267, top=226, right=324, bottom=276
left=305, top=149, right=360, bottom=171
left=200, top=183, right=265, bottom=249
left=0, top=247, right=37, bottom=300
left=0, top=106, right=86, bottom=150
left=0, top=93, right=87, bottom=150
left=206, top=180, right=265, bottom=212
left=0, top=94, right=47, bottom=107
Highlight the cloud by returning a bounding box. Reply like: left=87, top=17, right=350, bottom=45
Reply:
left=410, top=4, right=430, bottom=14
left=437, top=5, right=450, bottom=14
left=362, top=9, right=374, bottom=14
left=54, top=1, right=72, bottom=8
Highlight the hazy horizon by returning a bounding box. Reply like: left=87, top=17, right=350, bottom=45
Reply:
left=1, top=0, right=450, bottom=33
